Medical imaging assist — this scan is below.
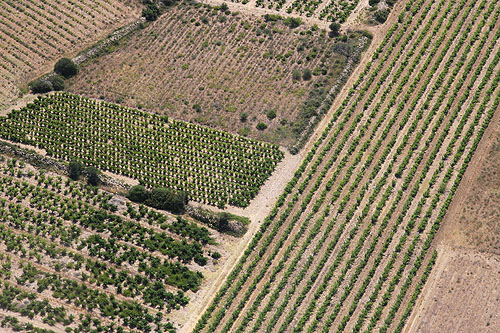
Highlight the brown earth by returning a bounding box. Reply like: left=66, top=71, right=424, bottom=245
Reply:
left=0, top=0, right=141, bottom=110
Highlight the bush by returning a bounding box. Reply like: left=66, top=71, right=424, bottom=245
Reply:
left=292, top=69, right=301, bottom=81
left=68, top=160, right=83, bottom=180
left=240, top=112, right=248, bottom=122
left=193, top=104, right=202, bottom=112
left=266, top=109, right=277, bottom=120
left=302, top=69, right=312, bottom=81
left=329, top=22, right=341, bottom=37
left=375, top=9, right=389, bottom=23
left=49, top=75, right=65, bottom=91
left=283, top=17, right=303, bottom=28
left=142, top=4, right=160, bottom=21
left=54, top=58, right=78, bottom=78
left=86, top=166, right=100, bottom=186
left=30, top=80, right=53, bottom=94
left=256, top=122, right=267, bottom=131
left=128, top=185, right=149, bottom=203
left=369, top=0, right=380, bottom=6
left=147, top=187, right=187, bottom=213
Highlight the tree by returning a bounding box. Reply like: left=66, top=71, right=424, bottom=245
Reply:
left=329, top=22, right=341, bottom=37
left=49, top=75, right=65, bottom=91
left=256, top=122, right=267, bottom=131
left=302, top=68, right=312, bottom=81
left=86, top=167, right=100, bottom=186
left=240, top=112, right=248, bottom=122
left=142, top=4, right=160, bottom=21
left=128, top=185, right=149, bottom=203
left=54, top=58, right=78, bottom=78
left=68, top=160, right=83, bottom=180
left=375, top=9, right=389, bottom=23
left=30, top=80, right=53, bottom=94
left=147, top=188, right=186, bottom=213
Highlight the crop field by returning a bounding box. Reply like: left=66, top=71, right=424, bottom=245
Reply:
left=67, top=2, right=370, bottom=149
left=0, top=155, right=228, bottom=332
left=0, top=0, right=140, bottom=109
left=192, top=0, right=500, bottom=331
left=0, top=92, right=284, bottom=208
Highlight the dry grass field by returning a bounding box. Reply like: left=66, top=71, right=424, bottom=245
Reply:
left=67, top=1, right=370, bottom=148
left=0, top=0, right=141, bottom=109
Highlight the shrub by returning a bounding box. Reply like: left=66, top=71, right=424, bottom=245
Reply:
left=369, top=0, right=380, bottom=6
left=256, top=122, right=268, bottom=131
left=240, top=112, right=248, bottom=122
left=375, top=9, right=389, bottom=23
left=283, top=17, right=303, bottom=28
left=266, top=109, right=277, bottom=120
left=147, top=187, right=187, bottom=213
left=49, top=75, right=65, bottom=91
left=30, top=80, right=53, bottom=94
left=292, top=69, right=302, bottom=81
left=68, top=160, right=83, bottom=180
left=86, top=166, right=100, bottom=186
left=220, top=3, right=229, bottom=11
left=302, top=69, right=312, bottom=81
left=128, top=185, right=149, bottom=203
left=142, top=4, right=160, bottom=21
left=193, top=104, right=202, bottom=112
left=54, top=58, right=78, bottom=78
left=329, top=22, right=341, bottom=37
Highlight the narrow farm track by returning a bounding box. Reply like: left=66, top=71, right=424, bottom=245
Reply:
left=193, top=0, right=500, bottom=332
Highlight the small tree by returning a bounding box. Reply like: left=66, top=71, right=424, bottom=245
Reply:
left=54, top=58, right=78, bottom=78
left=128, top=185, right=149, bottom=203
left=86, top=166, right=100, bottom=186
left=142, top=4, right=160, bottom=21
left=240, top=112, right=248, bottom=122
left=30, top=80, right=53, bottom=94
left=49, top=75, right=65, bottom=91
left=292, top=69, right=301, bottom=81
left=68, top=160, right=83, bottom=180
left=266, top=109, right=277, bottom=120
left=256, top=122, right=267, bottom=131
left=302, top=68, right=312, bottom=81
left=375, top=9, right=389, bottom=23
left=329, top=22, right=341, bottom=37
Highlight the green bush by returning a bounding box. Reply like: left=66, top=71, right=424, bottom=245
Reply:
left=375, top=9, right=389, bottom=23
left=193, top=104, right=202, bottom=112
left=49, top=75, right=65, bottom=91
left=292, top=69, right=302, bottom=81
left=147, top=187, right=187, bottom=213
left=128, top=185, right=149, bottom=203
left=240, top=112, right=248, bottom=122
left=256, top=122, right=268, bottom=131
left=68, top=160, right=83, bottom=180
left=329, top=22, right=341, bottom=37
left=266, top=109, right=277, bottom=120
left=142, top=4, right=160, bottom=21
left=30, top=80, right=53, bottom=94
left=302, top=68, right=312, bottom=81
left=54, top=58, right=78, bottom=78
left=86, top=166, right=100, bottom=186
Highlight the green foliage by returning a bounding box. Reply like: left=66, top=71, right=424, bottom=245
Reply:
left=369, top=0, right=380, bottom=6
left=147, top=187, right=187, bottom=214
left=256, top=122, right=268, bottom=131
left=68, top=160, right=83, bottom=180
left=266, top=109, right=277, bottom=120
left=302, top=68, right=312, bottom=81
left=54, top=58, right=78, bottom=78
left=329, top=22, right=341, bottom=37
left=86, top=166, right=100, bottom=186
left=292, top=69, right=302, bottom=81
left=375, top=9, right=390, bottom=23
left=128, top=185, right=149, bottom=203
left=240, top=112, right=248, bottom=122
left=29, top=80, right=53, bottom=94
left=142, top=3, right=160, bottom=21
left=49, top=74, right=65, bottom=91
left=283, top=17, right=303, bottom=28
left=193, top=104, right=202, bottom=112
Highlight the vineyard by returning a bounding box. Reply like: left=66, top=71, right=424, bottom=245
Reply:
left=67, top=1, right=370, bottom=148
left=0, top=0, right=141, bottom=110
left=0, top=92, right=284, bottom=208
left=192, top=0, right=500, bottom=332
left=0, top=155, right=228, bottom=332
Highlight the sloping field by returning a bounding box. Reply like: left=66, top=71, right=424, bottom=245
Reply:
left=0, top=0, right=141, bottom=109
left=191, top=0, right=500, bottom=331
left=0, top=93, right=284, bottom=208
left=0, top=156, right=225, bottom=332
left=67, top=2, right=370, bottom=148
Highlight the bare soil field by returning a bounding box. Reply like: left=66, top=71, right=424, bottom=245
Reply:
left=0, top=0, right=141, bottom=109
left=405, top=245, right=500, bottom=333
left=67, top=1, right=370, bottom=149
